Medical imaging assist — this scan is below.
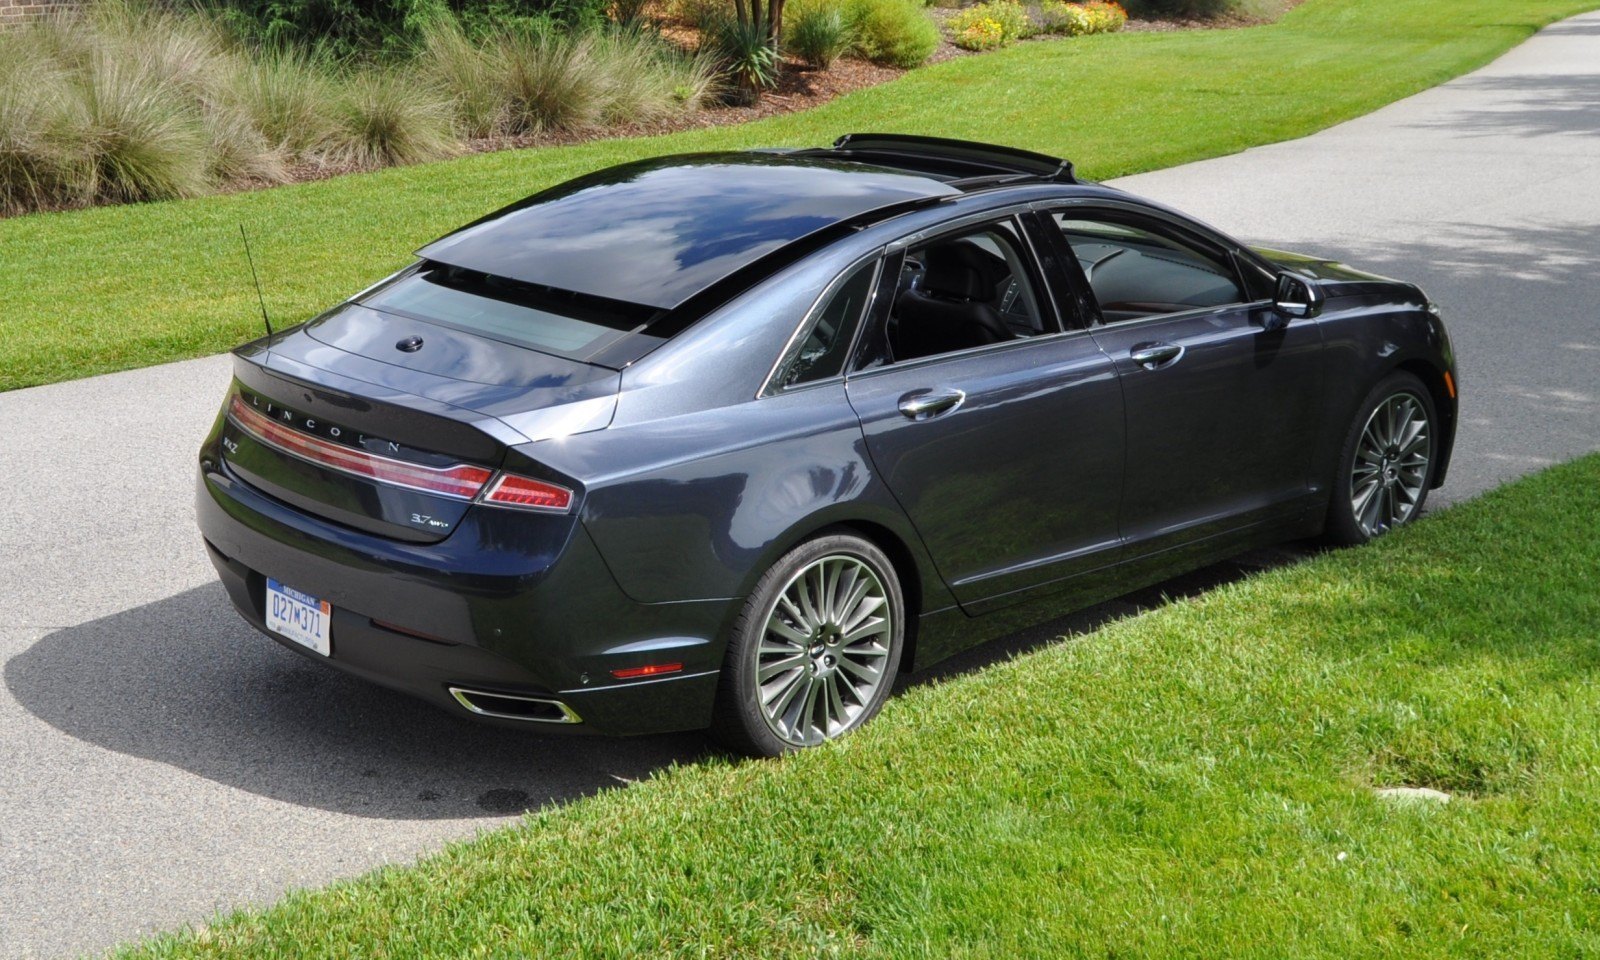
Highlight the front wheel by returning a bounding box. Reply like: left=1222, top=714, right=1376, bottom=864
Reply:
left=710, top=534, right=905, bottom=757
left=1324, top=371, right=1438, bottom=545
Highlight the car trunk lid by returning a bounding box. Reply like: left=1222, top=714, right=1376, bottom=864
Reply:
left=219, top=309, right=619, bottom=543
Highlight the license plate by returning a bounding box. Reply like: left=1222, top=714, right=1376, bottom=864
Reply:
left=265, top=578, right=332, bottom=656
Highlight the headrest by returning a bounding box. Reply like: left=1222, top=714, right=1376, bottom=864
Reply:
left=921, top=243, right=998, bottom=302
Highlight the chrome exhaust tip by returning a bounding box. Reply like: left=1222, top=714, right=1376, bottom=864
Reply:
left=448, top=686, right=582, bottom=724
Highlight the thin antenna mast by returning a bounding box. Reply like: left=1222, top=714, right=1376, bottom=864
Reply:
left=239, top=224, right=273, bottom=339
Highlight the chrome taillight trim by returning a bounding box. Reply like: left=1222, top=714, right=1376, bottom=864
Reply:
left=225, top=395, right=491, bottom=501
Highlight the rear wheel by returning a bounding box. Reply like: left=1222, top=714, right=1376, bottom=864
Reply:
left=711, top=534, right=905, bottom=757
left=1324, top=371, right=1437, bottom=545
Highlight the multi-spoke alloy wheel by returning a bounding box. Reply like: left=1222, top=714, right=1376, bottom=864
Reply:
left=712, top=534, right=904, bottom=756
left=1349, top=391, right=1432, bottom=537
left=1326, top=372, right=1438, bottom=545
left=757, top=555, right=893, bottom=746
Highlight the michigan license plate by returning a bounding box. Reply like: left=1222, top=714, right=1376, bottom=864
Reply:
left=265, top=578, right=332, bottom=656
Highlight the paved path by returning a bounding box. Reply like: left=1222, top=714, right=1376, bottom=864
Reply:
left=3, top=14, right=1598, bottom=957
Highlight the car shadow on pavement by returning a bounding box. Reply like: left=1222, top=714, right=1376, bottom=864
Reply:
left=7, top=545, right=1322, bottom=822
left=3, top=582, right=711, bottom=820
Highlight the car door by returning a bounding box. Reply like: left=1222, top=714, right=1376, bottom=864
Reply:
left=1036, top=205, right=1326, bottom=555
left=844, top=213, right=1125, bottom=613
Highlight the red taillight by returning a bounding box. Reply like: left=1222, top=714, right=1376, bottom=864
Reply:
left=610, top=662, right=684, bottom=680
left=227, top=394, right=575, bottom=513
left=481, top=473, right=573, bottom=512
left=228, top=396, right=492, bottom=499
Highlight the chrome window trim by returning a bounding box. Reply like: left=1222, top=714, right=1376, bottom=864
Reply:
left=845, top=325, right=1097, bottom=382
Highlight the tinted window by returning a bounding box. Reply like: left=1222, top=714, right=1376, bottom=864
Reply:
left=885, top=220, right=1050, bottom=363
left=1051, top=215, right=1245, bottom=323
left=361, top=263, right=653, bottom=359
left=772, top=260, right=877, bottom=390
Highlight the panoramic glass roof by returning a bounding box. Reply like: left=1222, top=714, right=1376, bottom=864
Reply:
left=415, top=153, right=960, bottom=310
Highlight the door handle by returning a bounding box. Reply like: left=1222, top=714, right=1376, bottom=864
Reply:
left=897, top=388, right=966, bottom=420
left=1129, top=341, right=1184, bottom=370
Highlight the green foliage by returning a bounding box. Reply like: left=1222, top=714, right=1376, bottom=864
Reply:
left=706, top=14, right=781, bottom=104
left=593, top=29, right=717, bottom=123
left=206, top=0, right=608, bottom=61
left=0, top=3, right=714, bottom=216
left=327, top=68, right=456, bottom=167
left=1118, top=0, right=1248, bottom=18
left=786, top=2, right=856, bottom=67
left=843, top=0, right=939, bottom=66
left=218, top=45, right=342, bottom=155
left=2, top=0, right=1593, bottom=390
left=1037, top=0, right=1127, bottom=34
left=663, top=0, right=724, bottom=27
left=417, top=19, right=712, bottom=135
left=949, top=0, right=1030, bottom=49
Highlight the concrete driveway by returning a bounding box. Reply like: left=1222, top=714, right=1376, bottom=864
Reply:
left=3, top=13, right=1597, bottom=957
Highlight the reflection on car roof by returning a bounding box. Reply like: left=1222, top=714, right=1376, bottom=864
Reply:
left=416, top=153, right=961, bottom=310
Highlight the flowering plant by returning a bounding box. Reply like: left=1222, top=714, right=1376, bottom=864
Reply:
left=1039, top=0, right=1125, bottom=35
left=950, top=0, right=1030, bottom=49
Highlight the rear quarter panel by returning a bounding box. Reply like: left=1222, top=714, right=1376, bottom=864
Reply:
left=524, top=243, right=956, bottom=613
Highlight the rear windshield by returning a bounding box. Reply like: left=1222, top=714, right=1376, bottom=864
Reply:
left=360, top=262, right=659, bottom=361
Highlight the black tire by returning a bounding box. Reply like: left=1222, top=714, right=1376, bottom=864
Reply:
left=710, top=533, right=906, bottom=757
left=1323, top=371, right=1438, bottom=546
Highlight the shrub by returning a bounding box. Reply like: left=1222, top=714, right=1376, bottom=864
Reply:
left=704, top=14, right=780, bottom=105
left=0, top=2, right=712, bottom=216
left=418, top=18, right=506, bottom=136
left=220, top=45, right=342, bottom=154
left=493, top=28, right=615, bottom=133
left=948, top=0, right=1029, bottom=48
left=843, top=0, right=939, bottom=67
left=418, top=20, right=710, bottom=135
left=594, top=29, right=716, bottom=123
left=206, top=0, right=610, bottom=61
left=1117, top=0, right=1244, bottom=17
left=1038, top=0, right=1126, bottom=34
left=663, top=0, right=724, bottom=27
left=328, top=68, right=456, bottom=168
left=951, top=13, right=1004, bottom=48
left=786, top=3, right=855, bottom=68
left=69, top=46, right=213, bottom=203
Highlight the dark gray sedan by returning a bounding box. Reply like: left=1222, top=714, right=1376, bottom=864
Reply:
left=196, top=134, right=1457, bottom=755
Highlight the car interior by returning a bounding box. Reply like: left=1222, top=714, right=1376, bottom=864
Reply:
left=887, top=224, right=1047, bottom=362
left=1052, top=216, right=1245, bottom=323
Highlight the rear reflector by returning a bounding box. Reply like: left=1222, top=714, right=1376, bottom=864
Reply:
left=229, top=395, right=491, bottom=499
left=481, top=473, right=573, bottom=512
left=610, top=662, right=684, bottom=680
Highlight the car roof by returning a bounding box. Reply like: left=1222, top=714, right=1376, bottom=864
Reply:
left=415, top=152, right=963, bottom=311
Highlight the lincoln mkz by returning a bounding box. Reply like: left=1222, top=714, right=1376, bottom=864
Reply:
left=197, top=134, right=1457, bottom=755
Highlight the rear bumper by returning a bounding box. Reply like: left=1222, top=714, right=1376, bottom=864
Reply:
left=196, top=462, right=730, bottom=736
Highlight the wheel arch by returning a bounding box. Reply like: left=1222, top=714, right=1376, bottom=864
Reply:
left=737, top=512, right=943, bottom=675
left=1392, top=357, right=1457, bottom=488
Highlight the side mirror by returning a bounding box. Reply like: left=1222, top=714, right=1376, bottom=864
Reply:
left=1271, top=272, right=1324, bottom=326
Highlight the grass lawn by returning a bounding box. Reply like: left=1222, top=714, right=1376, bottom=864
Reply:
left=113, top=454, right=1600, bottom=958
left=2, top=0, right=1597, bottom=392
